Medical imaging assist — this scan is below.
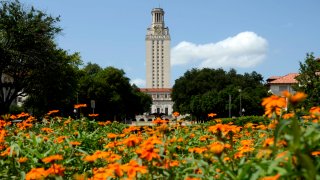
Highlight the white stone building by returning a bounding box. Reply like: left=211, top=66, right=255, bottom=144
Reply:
left=267, top=73, right=299, bottom=96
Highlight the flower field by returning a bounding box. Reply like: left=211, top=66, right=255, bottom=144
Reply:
left=1, top=92, right=320, bottom=180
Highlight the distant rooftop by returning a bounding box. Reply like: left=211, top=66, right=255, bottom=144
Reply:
left=140, top=88, right=171, bottom=93
left=268, top=73, right=299, bottom=84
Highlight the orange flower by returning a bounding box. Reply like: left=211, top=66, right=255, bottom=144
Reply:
left=208, top=123, right=241, bottom=136
left=91, top=167, right=114, bottom=180
left=234, top=152, right=244, bottom=159
left=282, top=112, right=295, bottom=119
left=208, top=142, right=224, bottom=155
left=74, top=104, right=87, bottom=109
left=136, top=137, right=161, bottom=161
left=290, top=92, right=307, bottom=104
left=122, top=160, right=148, bottom=178
left=185, top=177, right=201, bottom=180
left=137, top=147, right=160, bottom=161
left=282, top=90, right=307, bottom=104
left=98, top=121, right=112, bottom=126
left=88, top=113, right=99, bottom=117
left=311, top=151, right=320, bottom=156
left=70, top=141, right=81, bottom=146
left=42, top=154, right=63, bottom=164
left=208, top=113, right=217, bottom=118
left=261, top=174, right=281, bottom=180
left=54, top=136, right=68, bottom=143
left=46, top=164, right=65, bottom=176
left=18, top=157, right=28, bottom=163
left=275, top=151, right=289, bottom=160
left=309, top=107, right=320, bottom=118
left=189, top=147, right=207, bottom=154
left=262, top=95, right=286, bottom=117
left=105, top=153, right=122, bottom=163
left=47, top=110, right=59, bottom=115
left=172, top=111, right=180, bottom=117
left=41, top=127, right=54, bottom=133
left=107, top=162, right=124, bottom=177
left=0, top=147, right=12, bottom=156
left=16, top=112, right=30, bottom=118
left=223, top=157, right=231, bottom=162
left=104, top=141, right=120, bottom=149
left=26, top=168, right=48, bottom=180
left=107, top=133, right=118, bottom=139
left=238, top=146, right=255, bottom=153
left=153, top=117, right=168, bottom=125
left=122, top=134, right=143, bottom=147
left=263, top=137, right=274, bottom=147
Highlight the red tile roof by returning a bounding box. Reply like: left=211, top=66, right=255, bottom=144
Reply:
left=268, top=73, right=299, bottom=84
left=267, top=76, right=281, bottom=80
left=266, top=76, right=281, bottom=82
left=139, top=88, right=172, bottom=93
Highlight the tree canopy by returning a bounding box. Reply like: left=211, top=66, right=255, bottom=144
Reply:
left=293, top=53, right=320, bottom=108
left=172, top=68, right=268, bottom=120
left=0, top=0, right=73, bottom=115
left=77, top=63, right=152, bottom=121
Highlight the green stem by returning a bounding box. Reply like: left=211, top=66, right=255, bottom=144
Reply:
left=218, top=155, right=236, bottom=180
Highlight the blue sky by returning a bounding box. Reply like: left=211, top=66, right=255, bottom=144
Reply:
left=20, top=0, right=320, bottom=87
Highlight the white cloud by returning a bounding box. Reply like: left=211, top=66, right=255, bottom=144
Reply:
left=130, top=78, right=145, bottom=88
left=171, top=31, right=268, bottom=68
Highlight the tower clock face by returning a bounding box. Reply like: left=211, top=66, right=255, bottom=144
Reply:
left=154, top=25, right=162, bottom=34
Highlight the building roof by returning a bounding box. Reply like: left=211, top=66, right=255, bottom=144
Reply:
left=139, top=88, right=172, bottom=93
left=268, top=73, right=299, bottom=84
left=266, top=76, right=281, bottom=82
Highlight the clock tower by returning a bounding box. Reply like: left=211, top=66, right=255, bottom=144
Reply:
left=139, top=7, right=173, bottom=117
left=146, top=8, right=170, bottom=88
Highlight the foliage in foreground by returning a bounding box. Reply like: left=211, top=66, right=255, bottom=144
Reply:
left=0, top=91, right=320, bottom=180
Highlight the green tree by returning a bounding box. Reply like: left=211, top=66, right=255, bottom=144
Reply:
left=293, top=53, right=320, bottom=108
left=23, top=51, right=82, bottom=116
left=78, top=64, right=152, bottom=121
left=0, top=0, right=79, bottom=115
left=172, top=68, right=267, bottom=119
